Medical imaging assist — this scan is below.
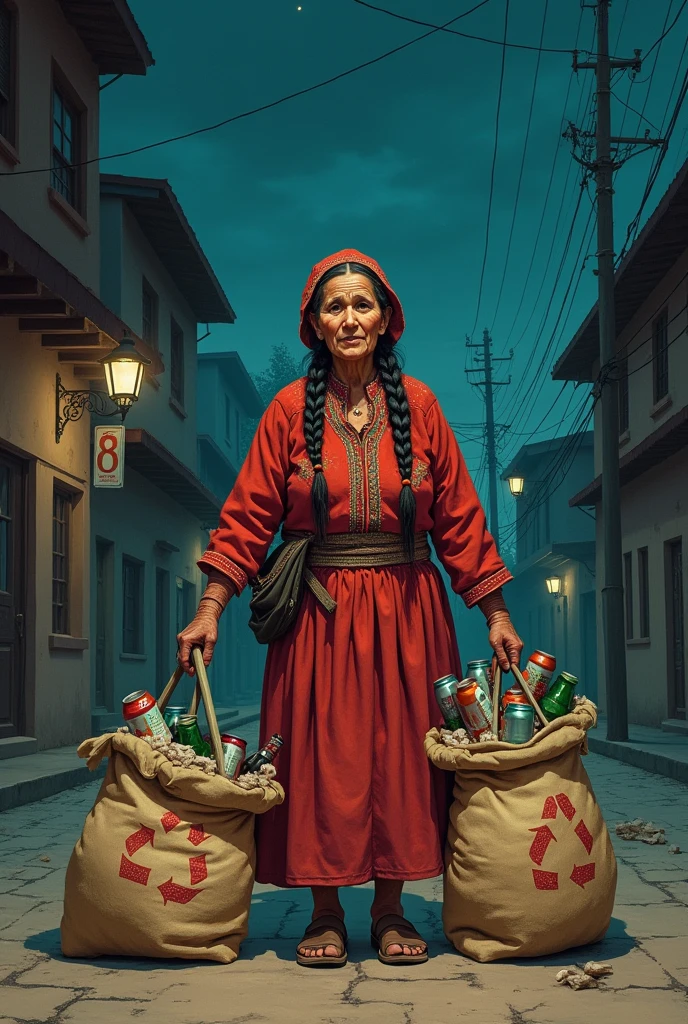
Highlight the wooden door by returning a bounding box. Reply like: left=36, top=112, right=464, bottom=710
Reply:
left=0, top=449, right=26, bottom=739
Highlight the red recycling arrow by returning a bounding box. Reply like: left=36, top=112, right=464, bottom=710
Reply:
left=532, top=869, right=559, bottom=891
left=161, top=811, right=181, bottom=833
left=189, top=854, right=208, bottom=886
left=119, top=853, right=151, bottom=886
left=188, top=824, right=211, bottom=847
left=575, top=819, right=594, bottom=855
left=158, top=877, right=204, bottom=905
left=529, top=824, right=557, bottom=866
left=555, top=794, right=576, bottom=821
left=125, top=824, right=155, bottom=856
left=570, top=863, right=596, bottom=888
left=541, top=796, right=558, bottom=819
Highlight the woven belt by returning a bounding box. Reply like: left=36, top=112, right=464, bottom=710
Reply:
left=282, top=531, right=431, bottom=569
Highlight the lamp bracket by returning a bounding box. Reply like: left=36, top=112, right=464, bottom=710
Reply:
left=55, top=373, right=120, bottom=444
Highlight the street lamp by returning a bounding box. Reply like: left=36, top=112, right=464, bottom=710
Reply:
left=55, top=333, right=151, bottom=443
left=545, top=575, right=562, bottom=597
left=507, top=475, right=525, bottom=497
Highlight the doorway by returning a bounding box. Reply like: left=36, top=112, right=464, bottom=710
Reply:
left=0, top=449, right=26, bottom=739
left=155, top=568, right=170, bottom=696
left=666, top=538, right=685, bottom=720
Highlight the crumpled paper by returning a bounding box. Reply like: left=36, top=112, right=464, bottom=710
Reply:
left=615, top=819, right=666, bottom=844
left=556, top=962, right=613, bottom=989
left=135, top=730, right=277, bottom=787
left=440, top=727, right=498, bottom=747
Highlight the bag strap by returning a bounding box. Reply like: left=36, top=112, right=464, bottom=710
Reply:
left=491, top=658, right=501, bottom=734
left=509, top=662, right=550, bottom=728
left=158, top=669, right=200, bottom=715
left=157, top=653, right=227, bottom=779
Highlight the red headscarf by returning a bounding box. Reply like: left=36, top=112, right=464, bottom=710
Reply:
left=299, top=248, right=405, bottom=349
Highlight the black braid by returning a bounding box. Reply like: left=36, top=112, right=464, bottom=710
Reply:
left=303, top=341, right=332, bottom=541
left=375, top=340, right=416, bottom=559
left=306, top=262, right=415, bottom=557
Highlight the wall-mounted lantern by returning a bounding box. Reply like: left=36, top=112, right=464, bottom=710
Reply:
left=56, top=334, right=151, bottom=443
left=545, top=575, right=562, bottom=597
left=507, top=475, right=525, bottom=498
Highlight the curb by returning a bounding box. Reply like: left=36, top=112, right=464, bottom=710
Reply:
left=588, top=736, right=688, bottom=785
left=0, top=763, right=106, bottom=813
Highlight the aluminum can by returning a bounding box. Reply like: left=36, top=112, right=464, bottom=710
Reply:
left=123, top=690, right=171, bottom=741
left=163, top=705, right=187, bottom=740
left=501, top=685, right=530, bottom=713
left=502, top=703, right=535, bottom=744
left=220, top=734, right=247, bottom=779
left=433, top=674, right=463, bottom=730
left=540, top=672, right=578, bottom=721
left=521, top=650, right=556, bottom=701
left=456, top=679, right=493, bottom=738
left=466, top=660, right=493, bottom=698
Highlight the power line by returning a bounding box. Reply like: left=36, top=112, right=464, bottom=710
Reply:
left=470, top=0, right=511, bottom=339
left=490, top=0, right=550, bottom=332
left=644, top=0, right=688, bottom=59
left=352, top=0, right=577, bottom=54
left=0, top=1, right=493, bottom=179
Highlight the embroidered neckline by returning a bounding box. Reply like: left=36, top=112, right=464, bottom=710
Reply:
left=327, top=371, right=381, bottom=406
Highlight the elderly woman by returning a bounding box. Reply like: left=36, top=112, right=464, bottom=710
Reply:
left=178, top=249, right=523, bottom=967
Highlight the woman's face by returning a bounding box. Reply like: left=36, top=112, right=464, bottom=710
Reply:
left=309, top=272, right=392, bottom=363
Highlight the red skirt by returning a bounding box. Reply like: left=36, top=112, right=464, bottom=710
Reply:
left=254, top=561, right=461, bottom=887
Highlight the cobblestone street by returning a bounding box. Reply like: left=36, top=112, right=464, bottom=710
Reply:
left=1, top=746, right=687, bottom=1024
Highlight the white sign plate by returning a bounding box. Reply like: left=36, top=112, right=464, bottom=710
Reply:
left=93, top=425, right=125, bottom=488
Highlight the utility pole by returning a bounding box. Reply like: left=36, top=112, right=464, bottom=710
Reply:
left=572, top=1, right=664, bottom=742
left=466, top=329, right=511, bottom=551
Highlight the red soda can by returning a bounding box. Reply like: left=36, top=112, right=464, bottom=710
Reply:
left=221, top=734, right=247, bottom=779
left=521, top=650, right=556, bottom=701
left=456, top=680, right=492, bottom=738
left=123, top=690, right=171, bottom=740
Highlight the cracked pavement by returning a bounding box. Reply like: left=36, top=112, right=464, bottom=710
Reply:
left=1, top=749, right=687, bottom=1024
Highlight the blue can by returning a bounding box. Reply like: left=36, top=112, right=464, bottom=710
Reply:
left=502, top=703, right=535, bottom=744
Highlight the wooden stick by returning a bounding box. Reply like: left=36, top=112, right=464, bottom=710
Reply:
left=510, top=663, right=549, bottom=728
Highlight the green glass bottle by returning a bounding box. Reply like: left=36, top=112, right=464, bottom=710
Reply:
left=176, top=714, right=211, bottom=756
left=540, top=672, right=578, bottom=722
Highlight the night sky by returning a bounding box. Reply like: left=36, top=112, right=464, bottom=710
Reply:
left=101, top=0, right=688, bottom=523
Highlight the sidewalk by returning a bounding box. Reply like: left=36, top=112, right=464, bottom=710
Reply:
left=589, top=716, right=688, bottom=784
left=0, top=705, right=261, bottom=812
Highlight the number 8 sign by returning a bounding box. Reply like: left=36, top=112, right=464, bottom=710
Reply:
left=93, top=425, right=125, bottom=488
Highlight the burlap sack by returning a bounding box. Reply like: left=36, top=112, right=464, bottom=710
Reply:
left=61, top=731, right=284, bottom=963
left=425, top=699, right=617, bottom=963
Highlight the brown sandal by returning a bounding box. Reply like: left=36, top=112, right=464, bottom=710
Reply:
left=371, top=913, right=429, bottom=965
left=296, top=914, right=348, bottom=968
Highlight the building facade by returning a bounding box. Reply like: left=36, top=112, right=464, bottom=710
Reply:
left=553, top=160, right=688, bottom=729
left=90, top=176, right=236, bottom=729
left=500, top=434, right=597, bottom=700
left=0, top=0, right=153, bottom=755
left=197, top=352, right=266, bottom=705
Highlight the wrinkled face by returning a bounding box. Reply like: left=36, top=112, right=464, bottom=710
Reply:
left=309, top=272, right=392, bottom=362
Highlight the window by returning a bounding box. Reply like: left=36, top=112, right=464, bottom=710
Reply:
left=170, top=318, right=184, bottom=405
left=225, top=395, right=231, bottom=442
left=122, top=557, right=144, bottom=654
left=0, top=0, right=16, bottom=144
left=52, top=487, right=71, bottom=634
left=51, top=82, right=81, bottom=209
left=235, top=409, right=240, bottom=449
left=638, top=546, right=650, bottom=638
left=141, top=279, right=158, bottom=347
left=618, top=356, right=629, bottom=434
left=652, top=309, right=669, bottom=403
left=624, top=551, right=633, bottom=639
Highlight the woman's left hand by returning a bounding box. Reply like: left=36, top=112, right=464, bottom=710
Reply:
left=487, top=611, right=524, bottom=672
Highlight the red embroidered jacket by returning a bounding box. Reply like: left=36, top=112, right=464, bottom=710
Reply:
left=199, top=373, right=512, bottom=607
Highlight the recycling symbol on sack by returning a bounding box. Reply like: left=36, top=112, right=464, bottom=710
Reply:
left=117, top=810, right=210, bottom=904
left=528, top=793, right=596, bottom=892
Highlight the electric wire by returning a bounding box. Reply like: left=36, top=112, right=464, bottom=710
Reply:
left=469, top=0, right=511, bottom=339
left=0, top=0, right=495, bottom=178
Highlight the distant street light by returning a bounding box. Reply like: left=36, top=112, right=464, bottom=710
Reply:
left=545, top=576, right=562, bottom=597
left=507, top=475, right=525, bottom=497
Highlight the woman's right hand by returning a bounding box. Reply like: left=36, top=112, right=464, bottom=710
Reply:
left=177, top=604, right=219, bottom=676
